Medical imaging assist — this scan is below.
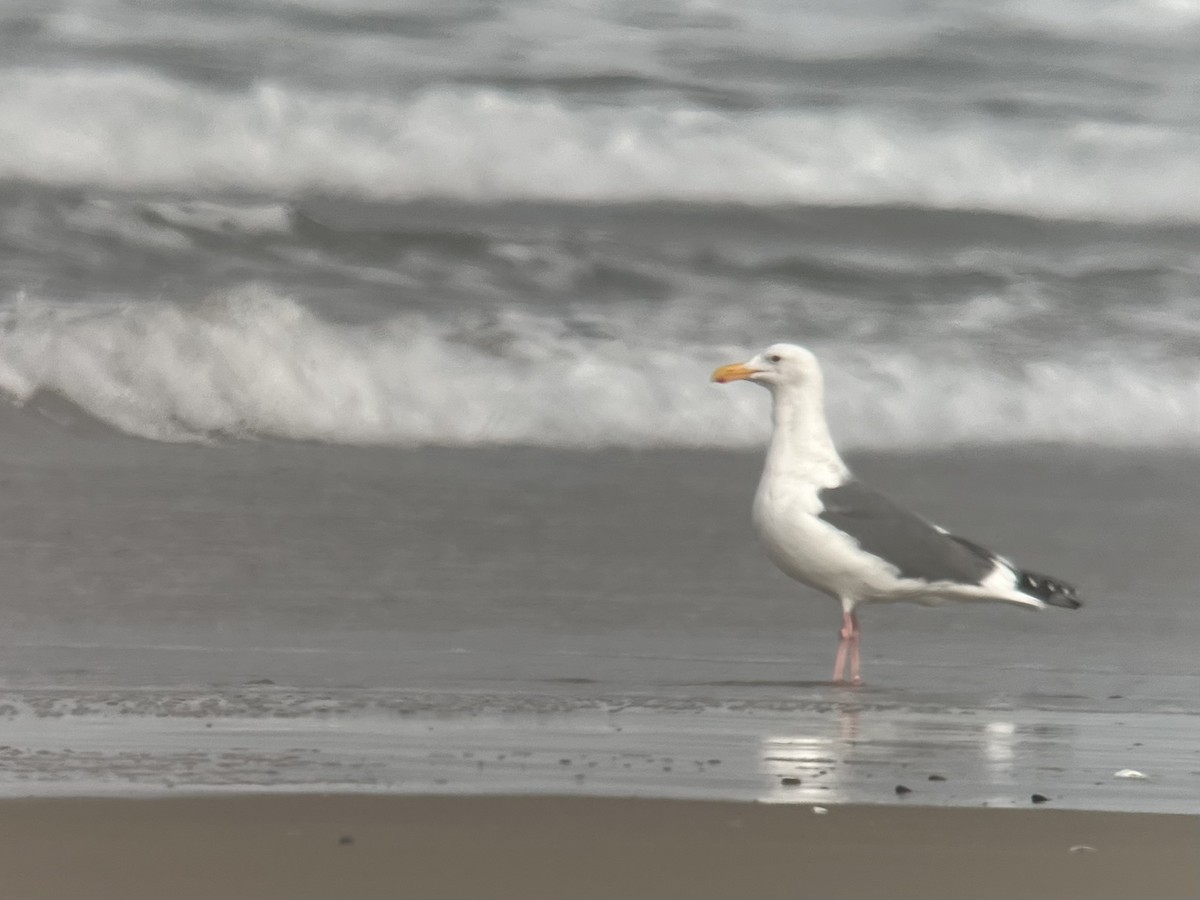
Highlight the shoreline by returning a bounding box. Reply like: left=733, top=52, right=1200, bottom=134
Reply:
left=0, top=688, right=1195, bottom=814
left=0, top=793, right=1194, bottom=900
left=1, top=434, right=1196, bottom=898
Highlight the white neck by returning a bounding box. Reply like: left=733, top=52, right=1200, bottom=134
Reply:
left=762, top=377, right=848, bottom=486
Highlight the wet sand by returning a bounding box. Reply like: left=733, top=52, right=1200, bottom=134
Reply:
left=1, top=689, right=1195, bottom=814
left=1, top=418, right=1198, bottom=897
left=2, top=434, right=1196, bottom=809
left=0, top=794, right=1193, bottom=900
left=2, top=427, right=1198, bottom=703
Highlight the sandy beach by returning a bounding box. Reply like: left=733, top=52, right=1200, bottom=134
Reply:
left=0, top=435, right=1197, bottom=898
left=0, top=794, right=1193, bottom=900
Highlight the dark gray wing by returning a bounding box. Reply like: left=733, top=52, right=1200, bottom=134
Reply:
left=817, top=480, right=997, bottom=585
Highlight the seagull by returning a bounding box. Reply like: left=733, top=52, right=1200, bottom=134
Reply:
left=712, top=343, right=1080, bottom=685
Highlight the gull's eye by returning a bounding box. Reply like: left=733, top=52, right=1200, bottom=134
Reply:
left=767, top=353, right=782, bottom=363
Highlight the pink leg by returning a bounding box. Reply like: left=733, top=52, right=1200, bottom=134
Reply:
left=832, top=610, right=863, bottom=685
left=832, top=618, right=848, bottom=683
left=848, top=611, right=862, bottom=685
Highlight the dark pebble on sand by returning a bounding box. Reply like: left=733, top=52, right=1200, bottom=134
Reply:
left=780, top=777, right=801, bottom=786
left=1031, top=794, right=1050, bottom=804
left=895, top=785, right=912, bottom=796
left=928, top=774, right=946, bottom=781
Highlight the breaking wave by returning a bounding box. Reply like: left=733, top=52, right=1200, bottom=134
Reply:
left=5, top=68, right=1200, bottom=222
left=2, top=287, right=1199, bottom=450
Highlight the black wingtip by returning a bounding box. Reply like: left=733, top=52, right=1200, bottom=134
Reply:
left=1049, top=594, right=1083, bottom=610
left=1018, top=570, right=1082, bottom=609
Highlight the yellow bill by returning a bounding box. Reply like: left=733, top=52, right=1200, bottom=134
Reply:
left=711, top=362, right=759, bottom=383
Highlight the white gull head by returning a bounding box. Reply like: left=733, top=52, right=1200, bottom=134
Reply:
left=710, top=342, right=823, bottom=393
left=711, top=341, right=846, bottom=486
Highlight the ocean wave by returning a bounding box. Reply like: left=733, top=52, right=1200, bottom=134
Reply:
left=4, top=68, right=1200, bottom=221
left=1, top=287, right=1199, bottom=450
left=987, top=0, right=1200, bottom=41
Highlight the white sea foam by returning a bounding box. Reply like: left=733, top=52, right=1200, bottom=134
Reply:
left=4, top=68, right=1200, bottom=222
left=140, top=200, right=296, bottom=236
left=993, top=0, right=1200, bottom=39
left=2, top=287, right=1199, bottom=451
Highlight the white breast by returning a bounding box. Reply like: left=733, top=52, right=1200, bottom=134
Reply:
left=752, top=474, right=896, bottom=603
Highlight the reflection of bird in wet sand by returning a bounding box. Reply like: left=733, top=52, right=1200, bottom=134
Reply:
left=713, top=343, right=1081, bottom=684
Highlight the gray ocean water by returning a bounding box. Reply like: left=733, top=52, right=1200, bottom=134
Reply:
left=1, top=0, right=1198, bottom=810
